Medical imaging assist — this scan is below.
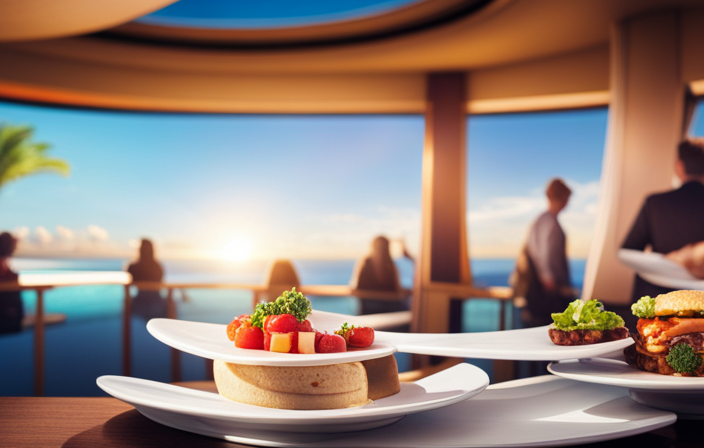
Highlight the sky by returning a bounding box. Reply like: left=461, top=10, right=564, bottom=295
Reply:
left=0, top=100, right=615, bottom=261
left=138, top=0, right=421, bottom=28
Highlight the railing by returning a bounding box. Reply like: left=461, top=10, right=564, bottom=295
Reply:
left=0, top=273, right=512, bottom=396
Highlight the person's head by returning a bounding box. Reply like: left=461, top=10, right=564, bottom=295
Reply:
left=371, top=236, right=391, bottom=259
left=266, top=259, right=300, bottom=287
left=546, top=178, right=572, bottom=214
left=139, top=239, right=155, bottom=261
left=676, top=139, right=704, bottom=182
left=0, top=232, right=17, bottom=259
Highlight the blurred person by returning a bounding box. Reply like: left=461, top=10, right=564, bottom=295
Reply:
left=622, top=138, right=704, bottom=301
left=511, top=178, right=574, bottom=327
left=263, top=259, right=300, bottom=302
left=350, top=236, right=413, bottom=315
left=127, top=239, right=165, bottom=321
left=0, top=232, right=23, bottom=334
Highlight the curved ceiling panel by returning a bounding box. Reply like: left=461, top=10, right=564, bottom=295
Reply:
left=0, top=0, right=177, bottom=42
left=106, top=0, right=493, bottom=48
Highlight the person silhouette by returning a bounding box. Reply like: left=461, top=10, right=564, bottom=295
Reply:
left=350, top=236, right=412, bottom=315
left=0, top=232, right=23, bottom=334
left=512, top=178, right=574, bottom=327
left=127, top=239, right=165, bottom=321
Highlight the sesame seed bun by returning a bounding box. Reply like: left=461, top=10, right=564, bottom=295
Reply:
left=654, top=290, right=704, bottom=316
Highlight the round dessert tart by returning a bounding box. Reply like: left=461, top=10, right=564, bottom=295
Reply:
left=214, top=354, right=401, bottom=410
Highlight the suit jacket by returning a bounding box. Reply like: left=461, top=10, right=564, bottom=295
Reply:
left=622, top=181, right=704, bottom=301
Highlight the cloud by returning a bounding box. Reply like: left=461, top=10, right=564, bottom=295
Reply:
left=467, top=179, right=600, bottom=258
left=34, top=226, right=53, bottom=244
left=56, top=225, right=74, bottom=240
left=13, top=226, right=30, bottom=240
left=87, top=225, right=109, bottom=241
left=258, top=206, right=421, bottom=259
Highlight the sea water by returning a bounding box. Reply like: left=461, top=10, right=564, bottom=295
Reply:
left=0, top=258, right=585, bottom=396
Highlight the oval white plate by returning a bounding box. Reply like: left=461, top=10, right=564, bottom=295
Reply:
left=97, top=362, right=489, bottom=434
left=147, top=315, right=396, bottom=366
left=549, top=357, right=704, bottom=416
left=549, top=357, right=704, bottom=390
left=97, top=373, right=674, bottom=446
left=149, top=310, right=634, bottom=364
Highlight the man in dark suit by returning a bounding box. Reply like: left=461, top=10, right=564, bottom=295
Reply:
left=622, top=138, right=704, bottom=302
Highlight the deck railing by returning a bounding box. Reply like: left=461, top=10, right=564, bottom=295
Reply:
left=0, top=273, right=513, bottom=396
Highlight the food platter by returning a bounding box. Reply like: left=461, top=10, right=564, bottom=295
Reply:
left=549, top=357, right=704, bottom=416
left=148, top=310, right=634, bottom=364
left=97, top=362, right=489, bottom=434
left=374, top=325, right=633, bottom=360
left=97, top=373, right=675, bottom=446
left=147, top=316, right=397, bottom=366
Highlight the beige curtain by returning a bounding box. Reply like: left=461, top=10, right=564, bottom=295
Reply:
left=0, top=0, right=177, bottom=42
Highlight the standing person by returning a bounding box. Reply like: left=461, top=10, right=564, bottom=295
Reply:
left=622, top=138, right=704, bottom=301
left=512, top=178, right=574, bottom=327
left=127, top=239, right=165, bottom=321
left=0, top=232, right=23, bottom=334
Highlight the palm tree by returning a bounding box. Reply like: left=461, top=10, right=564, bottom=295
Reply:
left=0, top=124, right=70, bottom=189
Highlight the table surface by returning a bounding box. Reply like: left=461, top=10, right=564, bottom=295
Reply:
left=0, top=394, right=700, bottom=448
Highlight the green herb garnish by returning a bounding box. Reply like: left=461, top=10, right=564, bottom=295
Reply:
left=335, top=322, right=358, bottom=336
left=631, top=296, right=656, bottom=318
left=666, top=343, right=702, bottom=374
left=251, top=287, right=312, bottom=328
left=551, top=299, right=625, bottom=331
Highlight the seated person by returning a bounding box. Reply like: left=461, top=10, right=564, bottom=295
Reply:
left=622, top=138, right=704, bottom=301
left=350, top=236, right=410, bottom=315
left=0, top=232, right=23, bottom=334
left=263, top=259, right=300, bottom=302
left=127, top=239, right=165, bottom=321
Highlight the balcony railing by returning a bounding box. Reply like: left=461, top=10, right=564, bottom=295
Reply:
left=0, top=272, right=513, bottom=396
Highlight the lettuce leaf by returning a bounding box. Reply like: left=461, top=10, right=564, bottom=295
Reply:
left=631, top=296, right=656, bottom=318
left=551, top=299, right=625, bottom=331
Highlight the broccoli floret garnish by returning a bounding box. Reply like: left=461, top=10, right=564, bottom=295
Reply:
left=631, top=296, right=656, bottom=318
left=666, top=343, right=702, bottom=374
left=251, top=288, right=312, bottom=329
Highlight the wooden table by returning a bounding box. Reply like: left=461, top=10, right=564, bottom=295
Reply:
left=0, top=396, right=699, bottom=448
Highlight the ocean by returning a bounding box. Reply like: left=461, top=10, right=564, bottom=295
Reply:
left=0, top=258, right=586, bottom=396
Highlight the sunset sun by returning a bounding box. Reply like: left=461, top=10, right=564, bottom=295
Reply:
left=221, top=238, right=253, bottom=262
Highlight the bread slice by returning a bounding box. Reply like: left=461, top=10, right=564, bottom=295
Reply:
left=548, top=327, right=629, bottom=346
left=214, top=360, right=369, bottom=410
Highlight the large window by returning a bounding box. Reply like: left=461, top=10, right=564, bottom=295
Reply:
left=0, top=103, right=423, bottom=266
left=466, top=108, right=609, bottom=290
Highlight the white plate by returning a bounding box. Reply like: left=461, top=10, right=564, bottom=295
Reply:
left=97, top=362, right=489, bottom=434
left=618, top=248, right=704, bottom=290
left=375, top=325, right=633, bottom=361
left=147, top=314, right=396, bottom=366
left=549, top=357, right=704, bottom=416
left=98, top=373, right=675, bottom=447
left=149, top=311, right=633, bottom=364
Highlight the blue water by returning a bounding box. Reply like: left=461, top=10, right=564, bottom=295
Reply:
left=0, top=258, right=586, bottom=396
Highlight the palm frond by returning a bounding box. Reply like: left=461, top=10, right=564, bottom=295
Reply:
left=0, top=123, right=70, bottom=189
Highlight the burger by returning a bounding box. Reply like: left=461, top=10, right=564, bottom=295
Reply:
left=625, top=290, right=704, bottom=376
